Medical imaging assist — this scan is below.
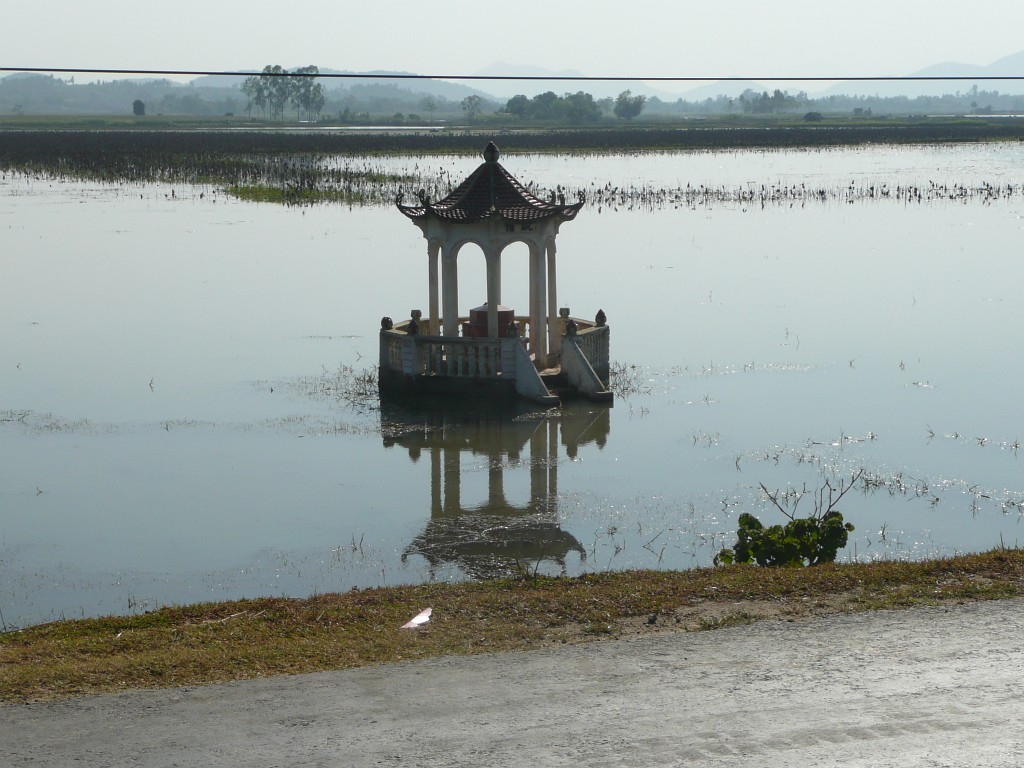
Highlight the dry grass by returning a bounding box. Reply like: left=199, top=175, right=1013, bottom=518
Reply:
left=3, top=549, right=1023, bottom=702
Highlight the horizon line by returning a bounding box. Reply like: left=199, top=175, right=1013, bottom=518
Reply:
left=2, top=67, right=1023, bottom=82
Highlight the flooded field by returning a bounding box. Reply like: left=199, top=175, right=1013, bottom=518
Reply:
left=2, top=142, right=1024, bottom=628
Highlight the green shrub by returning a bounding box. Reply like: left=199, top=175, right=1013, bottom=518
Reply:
left=716, top=510, right=854, bottom=567
left=716, top=472, right=860, bottom=567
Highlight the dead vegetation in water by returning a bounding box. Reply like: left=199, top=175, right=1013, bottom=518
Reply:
left=284, top=363, right=380, bottom=412
left=0, top=409, right=115, bottom=435
left=609, top=362, right=653, bottom=398
left=3, top=128, right=1024, bottom=210
left=3, top=549, right=1022, bottom=702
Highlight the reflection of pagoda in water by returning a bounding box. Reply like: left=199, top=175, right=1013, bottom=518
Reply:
left=390, top=404, right=610, bottom=579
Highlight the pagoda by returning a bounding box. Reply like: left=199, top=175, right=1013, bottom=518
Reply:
left=379, top=142, right=611, bottom=405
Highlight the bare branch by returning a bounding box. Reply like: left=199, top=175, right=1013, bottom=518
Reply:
left=826, top=469, right=864, bottom=512
left=760, top=482, right=795, bottom=520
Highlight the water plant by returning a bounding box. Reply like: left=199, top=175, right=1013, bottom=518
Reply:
left=716, top=471, right=862, bottom=567
left=609, top=361, right=652, bottom=398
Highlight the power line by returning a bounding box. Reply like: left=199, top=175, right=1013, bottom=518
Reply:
left=1, top=67, right=1022, bottom=82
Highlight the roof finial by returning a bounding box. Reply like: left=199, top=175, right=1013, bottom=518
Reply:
left=483, top=141, right=499, bottom=163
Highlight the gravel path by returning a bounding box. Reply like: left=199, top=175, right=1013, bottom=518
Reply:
left=4, top=598, right=1024, bottom=767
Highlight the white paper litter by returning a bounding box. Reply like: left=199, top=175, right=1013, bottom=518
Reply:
left=400, top=607, right=432, bottom=629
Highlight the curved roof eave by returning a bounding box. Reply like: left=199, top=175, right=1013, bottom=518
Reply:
left=396, top=142, right=584, bottom=225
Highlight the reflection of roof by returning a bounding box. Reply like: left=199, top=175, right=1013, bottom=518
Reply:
left=397, top=141, right=584, bottom=224
left=402, top=513, right=586, bottom=580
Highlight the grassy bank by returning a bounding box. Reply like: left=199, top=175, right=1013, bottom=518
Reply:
left=3, top=118, right=1024, bottom=172
left=3, top=549, right=1023, bottom=703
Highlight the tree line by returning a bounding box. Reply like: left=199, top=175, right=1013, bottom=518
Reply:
left=4, top=71, right=1023, bottom=121
left=240, top=66, right=325, bottom=122
left=239, top=70, right=648, bottom=125
left=499, top=90, right=646, bottom=123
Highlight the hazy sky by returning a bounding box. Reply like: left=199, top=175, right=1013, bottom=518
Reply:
left=4, top=0, right=1022, bottom=92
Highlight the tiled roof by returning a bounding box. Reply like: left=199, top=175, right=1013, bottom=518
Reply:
left=397, top=141, right=584, bottom=224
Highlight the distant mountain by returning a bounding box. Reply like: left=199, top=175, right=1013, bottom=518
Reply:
left=322, top=71, right=494, bottom=102
left=814, top=49, right=1024, bottom=98
left=988, top=48, right=1024, bottom=75
left=189, top=68, right=494, bottom=103
left=188, top=71, right=259, bottom=88
left=679, top=80, right=768, bottom=101
left=469, top=62, right=586, bottom=100
left=467, top=62, right=695, bottom=102
left=5, top=50, right=1021, bottom=116
left=475, top=53, right=1024, bottom=102
left=188, top=68, right=415, bottom=90
left=916, top=48, right=1024, bottom=79
left=1, top=72, right=47, bottom=81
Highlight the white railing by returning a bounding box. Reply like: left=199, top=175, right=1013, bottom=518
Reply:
left=435, top=338, right=504, bottom=377
left=574, top=324, right=610, bottom=383
left=395, top=316, right=534, bottom=350
left=381, top=330, right=510, bottom=379
left=381, top=313, right=609, bottom=384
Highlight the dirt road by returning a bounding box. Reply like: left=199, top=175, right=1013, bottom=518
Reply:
left=4, top=598, right=1024, bottom=767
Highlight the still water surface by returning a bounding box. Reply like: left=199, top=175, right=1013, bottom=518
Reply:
left=2, top=144, right=1024, bottom=627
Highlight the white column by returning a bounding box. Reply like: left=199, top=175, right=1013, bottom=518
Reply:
left=441, top=245, right=459, bottom=337
left=528, top=243, right=538, bottom=353
left=533, top=242, right=548, bottom=365
left=427, top=240, right=440, bottom=335
left=485, top=249, right=501, bottom=338
left=546, top=239, right=559, bottom=358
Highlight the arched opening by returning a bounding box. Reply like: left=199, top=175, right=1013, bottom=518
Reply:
left=499, top=240, right=532, bottom=328
left=452, top=241, right=486, bottom=322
